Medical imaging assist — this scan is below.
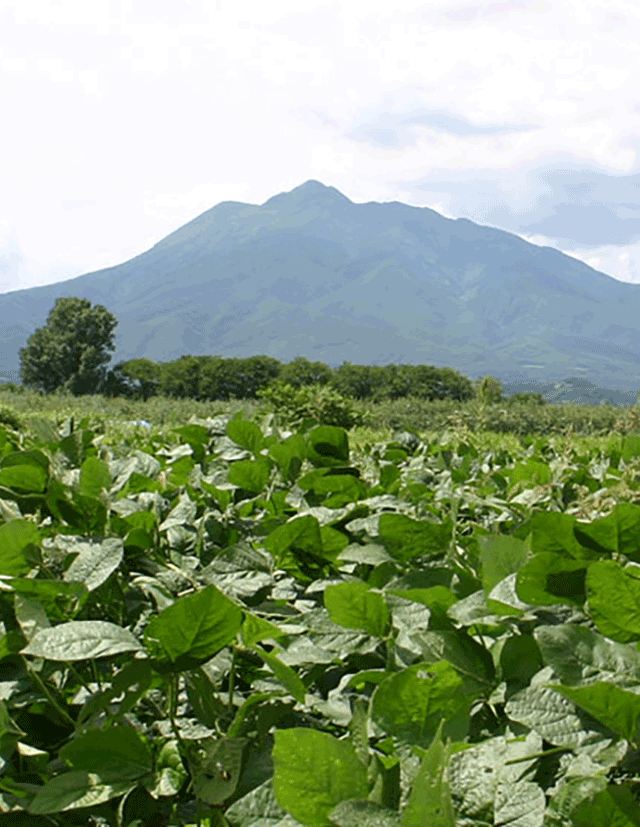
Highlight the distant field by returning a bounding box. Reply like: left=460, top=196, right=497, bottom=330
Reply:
left=1, top=387, right=638, bottom=451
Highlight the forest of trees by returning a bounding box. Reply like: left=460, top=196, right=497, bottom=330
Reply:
left=10, top=296, right=527, bottom=405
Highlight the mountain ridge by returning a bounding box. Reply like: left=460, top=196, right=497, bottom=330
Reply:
left=1, top=179, right=639, bottom=398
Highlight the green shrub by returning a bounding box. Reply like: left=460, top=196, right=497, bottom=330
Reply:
left=0, top=405, right=23, bottom=430
left=258, top=382, right=370, bottom=430
left=507, top=392, right=546, bottom=406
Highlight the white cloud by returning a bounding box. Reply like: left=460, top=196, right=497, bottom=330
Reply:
left=1, top=0, right=640, bottom=293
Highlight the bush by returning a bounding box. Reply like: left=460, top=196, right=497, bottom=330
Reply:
left=0, top=382, right=24, bottom=394
left=258, top=382, right=370, bottom=430
left=0, top=405, right=23, bottom=430
left=507, top=392, right=546, bottom=406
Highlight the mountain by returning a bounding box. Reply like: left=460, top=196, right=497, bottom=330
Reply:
left=2, top=179, right=640, bottom=398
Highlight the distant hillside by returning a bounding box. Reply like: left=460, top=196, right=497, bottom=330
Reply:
left=2, top=179, right=640, bottom=400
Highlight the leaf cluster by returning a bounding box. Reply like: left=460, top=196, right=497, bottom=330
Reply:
left=3, top=415, right=640, bottom=824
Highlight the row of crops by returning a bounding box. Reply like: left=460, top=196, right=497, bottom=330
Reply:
left=3, top=410, right=640, bottom=825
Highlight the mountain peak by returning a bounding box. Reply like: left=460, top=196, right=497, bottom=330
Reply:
left=263, top=179, right=352, bottom=208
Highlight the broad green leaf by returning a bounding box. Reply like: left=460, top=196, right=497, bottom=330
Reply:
left=329, top=799, right=401, bottom=826
left=28, top=771, right=136, bottom=814
left=378, top=513, right=452, bottom=563
left=78, top=456, right=111, bottom=498
left=0, top=519, right=41, bottom=577
left=62, top=538, right=124, bottom=591
left=571, top=785, right=640, bottom=827
left=516, top=553, right=587, bottom=606
left=227, top=458, right=271, bottom=493
left=6, top=578, right=88, bottom=622
left=404, top=721, right=455, bottom=826
left=324, top=582, right=390, bottom=637
left=499, top=634, right=543, bottom=686
left=144, top=584, right=242, bottom=662
left=263, top=515, right=323, bottom=561
left=307, top=425, right=350, bottom=468
left=549, top=681, right=640, bottom=744
left=370, top=661, right=470, bottom=747
left=226, top=420, right=264, bottom=455
left=251, top=645, right=306, bottom=703
left=509, top=459, right=551, bottom=492
left=59, top=725, right=152, bottom=779
left=575, top=503, right=640, bottom=560
left=494, top=780, right=546, bottom=827
left=242, top=613, right=287, bottom=646
left=528, top=511, right=589, bottom=558
left=621, top=434, right=640, bottom=463
left=273, top=728, right=368, bottom=826
left=505, top=683, right=613, bottom=749
left=320, top=525, right=349, bottom=558
left=21, top=620, right=142, bottom=661
left=269, top=433, right=306, bottom=482
left=0, top=450, right=49, bottom=492
left=191, top=737, right=245, bottom=807
left=534, top=623, right=640, bottom=686
left=479, top=534, right=529, bottom=595
left=402, top=629, right=495, bottom=694
left=587, top=560, right=640, bottom=642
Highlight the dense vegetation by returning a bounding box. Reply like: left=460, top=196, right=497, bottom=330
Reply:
left=2, top=387, right=640, bottom=825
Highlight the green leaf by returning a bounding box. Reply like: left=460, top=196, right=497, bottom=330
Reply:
left=251, top=645, right=306, bottom=703
left=62, top=538, right=124, bottom=591
left=509, top=459, right=551, bottom=492
left=516, top=553, right=587, bottom=606
left=587, top=560, right=640, bottom=642
left=479, top=534, right=529, bottom=595
left=370, top=661, right=470, bottom=747
left=571, top=785, right=640, bottom=827
left=575, top=503, right=640, bottom=560
left=242, top=613, right=287, bottom=646
left=534, top=623, right=640, bottom=685
left=263, top=515, right=323, bottom=562
left=307, top=425, right=350, bottom=468
left=273, top=728, right=368, bottom=826
left=0, top=450, right=49, bottom=492
left=548, top=681, right=640, bottom=744
left=226, top=420, right=264, bottom=455
left=403, top=721, right=455, bottom=827
left=403, top=629, right=495, bottom=694
left=378, top=513, right=452, bottom=563
left=59, top=725, right=152, bottom=779
left=528, top=510, right=589, bottom=558
left=143, top=584, right=243, bottom=662
left=269, top=433, right=306, bottom=482
left=324, top=582, right=390, bottom=637
left=21, top=620, right=143, bottom=661
left=227, top=458, right=271, bottom=493
left=328, top=799, right=401, bottom=826
left=78, top=456, right=111, bottom=498
left=499, top=634, right=543, bottom=686
left=191, top=737, right=245, bottom=807
left=0, top=519, right=41, bottom=577
left=27, top=771, right=136, bottom=814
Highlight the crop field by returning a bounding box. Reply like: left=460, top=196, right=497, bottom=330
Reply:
left=2, top=389, right=640, bottom=825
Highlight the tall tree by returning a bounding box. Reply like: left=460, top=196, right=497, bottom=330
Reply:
left=19, top=297, right=118, bottom=395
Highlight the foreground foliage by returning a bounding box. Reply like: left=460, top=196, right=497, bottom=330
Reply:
left=3, top=410, right=640, bottom=824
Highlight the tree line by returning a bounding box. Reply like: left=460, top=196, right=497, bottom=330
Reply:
left=10, top=296, right=526, bottom=404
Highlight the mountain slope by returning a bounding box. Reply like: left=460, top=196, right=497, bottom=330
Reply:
left=1, top=179, right=640, bottom=392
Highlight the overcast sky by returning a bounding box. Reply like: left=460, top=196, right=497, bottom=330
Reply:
left=2, top=0, right=640, bottom=295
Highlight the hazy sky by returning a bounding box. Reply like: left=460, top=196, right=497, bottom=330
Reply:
left=2, top=0, right=640, bottom=295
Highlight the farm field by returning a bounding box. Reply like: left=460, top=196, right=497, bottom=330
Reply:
left=2, top=390, right=640, bottom=824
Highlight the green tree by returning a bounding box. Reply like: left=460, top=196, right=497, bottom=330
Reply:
left=19, top=297, right=118, bottom=395
left=474, top=375, right=504, bottom=404
left=116, top=358, right=162, bottom=400
left=280, top=356, right=332, bottom=388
